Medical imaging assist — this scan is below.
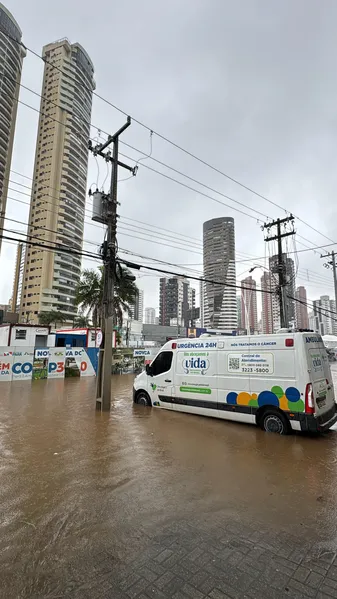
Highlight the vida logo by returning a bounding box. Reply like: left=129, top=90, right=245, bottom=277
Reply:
left=183, top=357, right=209, bottom=375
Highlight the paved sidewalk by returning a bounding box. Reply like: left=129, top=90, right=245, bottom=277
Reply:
left=67, top=515, right=337, bottom=599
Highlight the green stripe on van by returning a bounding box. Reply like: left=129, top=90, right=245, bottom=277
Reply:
left=179, top=386, right=211, bottom=394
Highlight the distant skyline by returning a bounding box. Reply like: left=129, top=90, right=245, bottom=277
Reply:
left=0, top=0, right=337, bottom=313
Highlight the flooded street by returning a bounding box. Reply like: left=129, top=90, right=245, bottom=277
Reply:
left=2, top=370, right=337, bottom=598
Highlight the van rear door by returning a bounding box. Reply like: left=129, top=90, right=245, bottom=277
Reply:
left=305, top=336, right=335, bottom=416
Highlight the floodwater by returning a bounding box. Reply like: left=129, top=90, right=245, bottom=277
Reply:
left=1, top=369, right=337, bottom=597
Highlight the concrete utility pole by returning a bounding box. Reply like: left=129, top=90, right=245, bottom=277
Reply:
left=89, top=118, right=135, bottom=411
left=263, top=215, right=295, bottom=329
left=321, top=250, right=337, bottom=318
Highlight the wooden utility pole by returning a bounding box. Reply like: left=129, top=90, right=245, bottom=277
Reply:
left=263, top=215, right=295, bottom=329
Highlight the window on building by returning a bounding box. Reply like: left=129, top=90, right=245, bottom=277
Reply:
left=15, top=329, right=27, bottom=340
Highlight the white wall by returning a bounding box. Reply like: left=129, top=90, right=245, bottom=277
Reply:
left=9, top=326, right=49, bottom=347
left=0, top=325, right=10, bottom=346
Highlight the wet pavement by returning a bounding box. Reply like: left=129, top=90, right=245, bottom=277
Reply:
left=2, top=370, right=337, bottom=598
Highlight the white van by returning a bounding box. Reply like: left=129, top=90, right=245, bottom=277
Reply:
left=133, top=332, right=337, bottom=434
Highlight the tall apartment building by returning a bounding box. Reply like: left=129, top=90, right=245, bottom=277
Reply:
left=236, top=295, right=242, bottom=330
left=295, top=286, right=309, bottom=330
left=312, top=295, right=337, bottom=336
left=203, top=217, right=237, bottom=330
left=261, top=271, right=273, bottom=334
left=19, top=39, right=95, bottom=324
left=10, top=241, right=25, bottom=312
left=159, top=277, right=195, bottom=327
left=0, top=4, right=26, bottom=254
left=144, top=307, right=156, bottom=325
left=130, top=289, right=144, bottom=323
left=199, top=281, right=205, bottom=327
left=269, top=254, right=295, bottom=329
left=241, top=276, right=258, bottom=334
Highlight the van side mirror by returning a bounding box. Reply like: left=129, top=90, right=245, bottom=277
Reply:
left=146, top=364, right=152, bottom=376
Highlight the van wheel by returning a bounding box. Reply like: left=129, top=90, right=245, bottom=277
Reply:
left=136, top=391, right=151, bottom=407
left=261, top=410, right=290, bottom=435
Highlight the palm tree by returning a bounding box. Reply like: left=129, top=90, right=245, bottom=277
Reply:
left=38, top=310, right=66, bottom=329
left=75, top=266, right=138, bottom=328
left=75, top=268, right=103, bottom=327
left=73, top=313, right=90, bottom=328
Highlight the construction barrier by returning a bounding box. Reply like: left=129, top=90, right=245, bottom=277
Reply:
left=0, top=347, right=99, bottom=382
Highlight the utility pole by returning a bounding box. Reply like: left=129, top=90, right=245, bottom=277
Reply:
left=88, top=118, right=135, bottom=411
left=321, top=250, right=337, bottom=324
left=263, top=215, right=295, bottom=329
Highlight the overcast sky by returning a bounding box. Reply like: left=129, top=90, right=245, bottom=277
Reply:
left=1, top=0, right=337, bottom=317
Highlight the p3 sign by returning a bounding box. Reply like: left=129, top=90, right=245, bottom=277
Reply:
left=48, top=348, right=66, bottom=379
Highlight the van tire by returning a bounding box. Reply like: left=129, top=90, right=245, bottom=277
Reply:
left=136, top=391, right=151, bottom=407
left=260, top=409, right=290, bottom=435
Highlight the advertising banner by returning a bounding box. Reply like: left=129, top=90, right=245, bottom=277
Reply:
left=133, top=349, right=152, bottom=357
left=33, top=348, right=49, bottom=380
left=64, top=348, right=83, bottom=377
left=82, top=348, right=99, bottom=376
left=12, top=348, right=34, bottom=381
left=0, top=346, right=99, bottom=382
left=0, top=348, right=13, bottom=381
left=48, top=348, right=66, bottom=379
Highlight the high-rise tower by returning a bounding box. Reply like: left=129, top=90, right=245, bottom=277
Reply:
left=19, top=39, right=95, bottom=324
left=0, top=3, right=26, bottom=253
left=203, top=217, right=237, bottom=330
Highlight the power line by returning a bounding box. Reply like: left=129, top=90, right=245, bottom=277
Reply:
left=1, top=32, right=334, bottom=248
left=1, top=227, right=100, bottom=261
left=0, top=232, right=101, bottom=262
left=5, top=189, right=337, bottom=281
left=1, top=81, right=331, bottom=257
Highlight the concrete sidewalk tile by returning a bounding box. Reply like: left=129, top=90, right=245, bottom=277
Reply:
left=126, top=577, right=150, bottom=599
left=248, top=580, right=304, bottom=599
left=208, top=590, right=233, bottom=599
left=143, top=561, right=166, bottom=577
left=154, top=570, right=175, bottom=590
left=190, top=570, right=215, bottom=595
left=135, top=567, right=159, bottom=583
left=236, top=558, right=260, bottom=579
left=271, top=556, right=298, bottom=572
left=289, top=549, right=308, bottom=565
left=324, top=576, right=337, bottom=590
left=292, top=566, right=311, bottom=583
left=119, top=573, right=141, bottom=591
left=306, top=570, right=324, bottom=589
left=155, top=548, right=174, bottom=564
left=287, top=578, right=317, bottom=597
left=172, top=592, right=190, bottom=599
left=319, top=585, right=337, bottom=598
left=327, top=565, right=337, bottom=580
left=182, top=581, right=206, bottom=599
left=162, top=575, right=185, bottom=595
left=172, top=562, right=195, bottom=582
left=145, top=586, right=170, bottom=599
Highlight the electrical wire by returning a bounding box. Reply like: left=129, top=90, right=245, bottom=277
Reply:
left=1, top=26, right=336, bottom=249
left=1, top=77, right=332, bottom=252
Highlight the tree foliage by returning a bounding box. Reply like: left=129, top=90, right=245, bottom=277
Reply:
left=75, top=266, right=138, bottom=328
